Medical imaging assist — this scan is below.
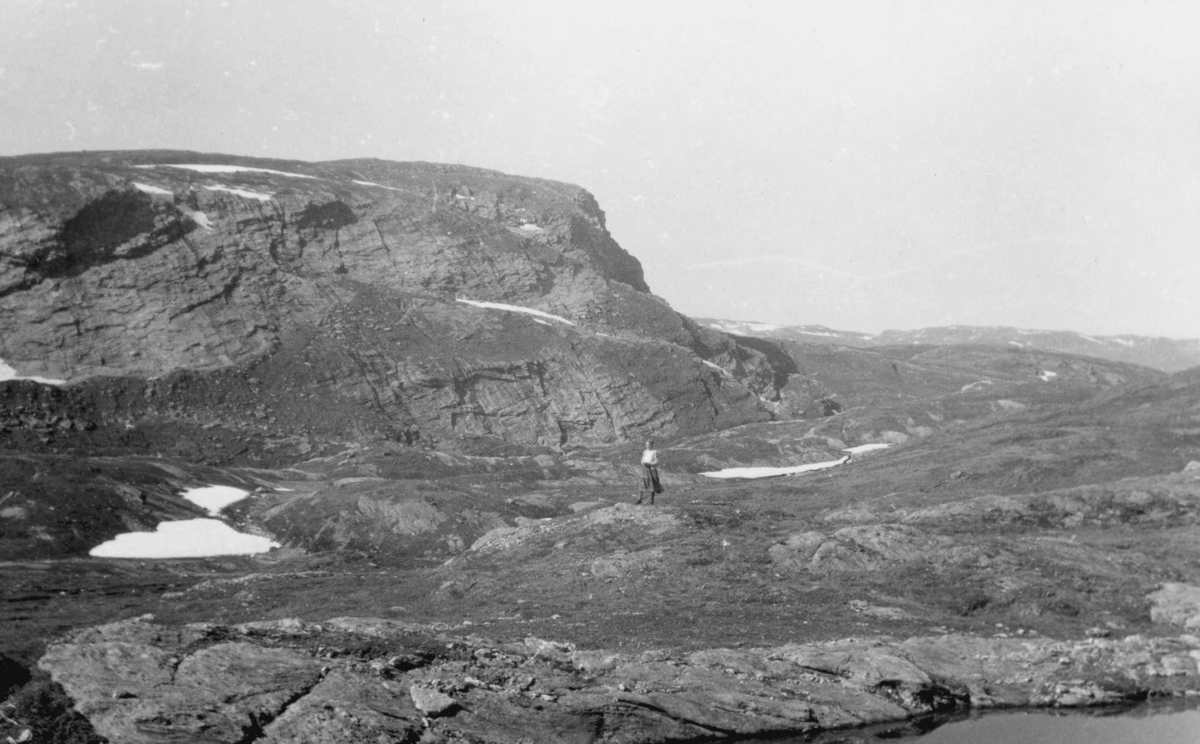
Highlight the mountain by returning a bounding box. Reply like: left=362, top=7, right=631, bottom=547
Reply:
left=0, top=151, right=787, bottom=465
left=4, top=153, right=1200, bottom=743
left=698, top=318, right=1200, bottom=372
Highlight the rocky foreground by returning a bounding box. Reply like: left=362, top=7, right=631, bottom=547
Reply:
left=37, top=612, right=1200, bottom=744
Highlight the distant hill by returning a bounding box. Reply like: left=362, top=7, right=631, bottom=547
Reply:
left=697, top=318, right=1200, bottom=373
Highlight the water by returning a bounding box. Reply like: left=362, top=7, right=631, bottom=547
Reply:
left=745, top=700, right=1200, bottom=743
left=905, top=702, right=1200, bottom=744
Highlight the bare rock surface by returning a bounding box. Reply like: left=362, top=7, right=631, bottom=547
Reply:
left=37, top=615, right=1200, bottom=743
left=0, top=151, right=782, bottom=456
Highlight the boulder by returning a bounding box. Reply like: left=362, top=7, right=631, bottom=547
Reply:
left=1148, top=583, right=1200, bottom=629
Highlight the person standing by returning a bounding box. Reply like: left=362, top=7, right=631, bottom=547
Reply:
left=637, top=440, right=664, bottom=504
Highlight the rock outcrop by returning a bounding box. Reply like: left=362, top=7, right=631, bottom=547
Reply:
left=0, top=152, right=784, bottom=450
left=38, top=615, right=1200, bottom=743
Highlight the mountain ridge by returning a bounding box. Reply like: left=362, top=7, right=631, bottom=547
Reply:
left=698, top=317, right=1200, bottom=372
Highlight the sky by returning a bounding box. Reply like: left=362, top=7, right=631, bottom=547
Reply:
left=3, top=0, right=1199, bottom=338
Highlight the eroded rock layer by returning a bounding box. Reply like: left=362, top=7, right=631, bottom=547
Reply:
left=0, top=152, right=781, bottom=449
left=39, top=616, right=1200, bottom=744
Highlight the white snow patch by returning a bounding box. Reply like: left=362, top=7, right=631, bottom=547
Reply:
left=182, top=485, right=250, bottom=515
left=1076, top=334, right=1103, bottom=345
left=89, top=519, right=278, bottom=558
left=532, top=318, right=552, bottom=326
left=1008, top=341, right=1024, bottom=348
left=132, top=182, right=173, bottom=198
left=702, top=360, right=726, bottom=373
left=1038, top=370, right=1059, bottom=382
left=138, top=163, right=315, bottom=179
left=178, top=206, right=214, bottom=229
left=204, top=185, right=272, bottom=201
left=0, top=358, right=66, bottom=385
left=701, top=455, right=850, bottom=480
left=708, top=320, right=782, bottom=334
left=456, top=299, right=575, bottom=326
left=519, top=223, right=543, bottom=232
left=843, top=443, right=891, bottom=454
left=797, top=330, right=837, bottom=337
left=1113, top=338, right=1135, bottom=347
left=352, top=179, right=404, bottom=192
left=960, top=380, right=994, bottom=393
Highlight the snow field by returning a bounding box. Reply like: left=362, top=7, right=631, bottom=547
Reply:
left=352, top=180, right=405, bottom=192
left=0, top=358, right=66, bottom=385
left=183, top=485, right=251, bottom=515
left=88, top=485, right=275, bottom=558
left=701, top=455, right=850, bottom=479
left=842, top=443, right=891, bottom=454
left=132, top=182, right=173, bottom=197
left=137, top=163, right=315, bottom=179
left=456, top=299, right=576, bottom=326
left=204, top=185, right=272, bottom=201
left=88, top=519, right=278, bottom=558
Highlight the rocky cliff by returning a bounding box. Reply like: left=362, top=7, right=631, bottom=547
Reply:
left=0, top=151, right=782, bottom=451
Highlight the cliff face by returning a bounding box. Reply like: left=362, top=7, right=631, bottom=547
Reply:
left=0, top=152, right=777, bottom=449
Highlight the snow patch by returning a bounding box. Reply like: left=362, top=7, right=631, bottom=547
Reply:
left=1008, top=341, right=1024, bottom=348
left=1113, top=338, right=1135, bottom=347
left=456, top=299, right=576, bottom=326
left=796, top=330, right=837, bottom=337
left=1076, top=334, right=1103, bottom=345
left=532, top=318, right=552, bottom=326
left=352, top=179, right=404, bottom=192
left=89, top=519, right=278, bottom=558
left=183, top=485, right=250, bottom=515
left=174, top=204, right=213, bottom=229
left=960, top=380, right=994, bottom=393
left=0, top=358, right=66, bottom=385
left=138, top=163, right=315, bottom=179
left=1038, top=370, right=1059, bottom=382
left=204, top=185, right=272, bottom=201
left=519, top=223, right=543, bottom=232
left=843, top=443, right=891, bottom=454
left=702, top=360, right=726, bottom=373
left=701, top=455, right=850, bottom=480
left=132, top=182, right=173, bottom=198
left=708, top=320, right=783, bottom=334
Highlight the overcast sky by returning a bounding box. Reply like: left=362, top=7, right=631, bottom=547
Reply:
left=3, top=0, right=1199, bottom=337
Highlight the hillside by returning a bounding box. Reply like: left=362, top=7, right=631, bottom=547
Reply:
left=1, top=151, right=787, bottom=463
